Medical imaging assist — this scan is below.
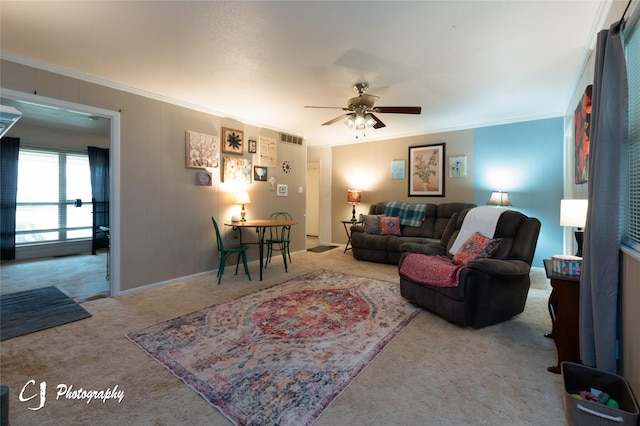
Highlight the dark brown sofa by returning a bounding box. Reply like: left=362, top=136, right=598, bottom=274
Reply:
left=351, top=202, right=476, bottom=265
left=398, top=208, right=541, bottom=328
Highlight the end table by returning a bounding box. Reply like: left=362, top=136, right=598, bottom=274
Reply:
left=544, top=258, right=581, bottom=374
left=341, top=220, right=362, bottom=253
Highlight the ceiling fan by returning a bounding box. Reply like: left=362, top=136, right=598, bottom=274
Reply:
left=304, top=82, right=421, bottom=130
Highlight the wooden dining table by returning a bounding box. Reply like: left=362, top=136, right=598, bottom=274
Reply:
left=224, top=219, right=297, bottom=281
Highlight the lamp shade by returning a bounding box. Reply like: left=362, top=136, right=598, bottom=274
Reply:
left=236, top=191, right=251, bottom=205
left=347, top=189, right=362, bottom=203
left=487, top=191, right=512, bottom=206
left=560, top=199, right=587, bottom=228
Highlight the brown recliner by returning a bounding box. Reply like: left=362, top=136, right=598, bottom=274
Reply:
left=398, top=208, right=541, bottom=328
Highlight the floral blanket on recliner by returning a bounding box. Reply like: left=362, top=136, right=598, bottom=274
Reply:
left=399, top=254, right=463, bottom=287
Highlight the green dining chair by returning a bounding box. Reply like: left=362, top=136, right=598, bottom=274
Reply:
left=265, top=212, right=292, bottom=270
left=211, top=217, right=251, bottom=285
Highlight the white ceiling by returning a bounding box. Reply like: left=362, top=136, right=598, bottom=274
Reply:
left=0, top=1, right=610, bottom=147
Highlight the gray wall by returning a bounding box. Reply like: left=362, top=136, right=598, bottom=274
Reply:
left=1, top=59, right=306, bottom=293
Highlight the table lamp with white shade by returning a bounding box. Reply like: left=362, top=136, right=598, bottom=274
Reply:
left=236, top=191, right=251, bottom=222
left=560, top=199, right=588, bottom=257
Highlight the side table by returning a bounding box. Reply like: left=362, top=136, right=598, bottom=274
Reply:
left=544, top=258, right=581, bottom=374
left=341, top=220, right=362, bottom=253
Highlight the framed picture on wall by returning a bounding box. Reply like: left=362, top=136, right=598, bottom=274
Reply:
left=248, top=139, right=257, bottom=153
left=574, top=85, right=592, bottom=184
left=185, top=131, right=219, bottom=168
left=408, top=143, right=445, bottom=197
left=222, top=156, right=252, bottom=185
left=277, top=184, right=288, bottom=197
left=391, top=160, right=405, bottom=179
left=448, top=155, right=467, bottom=178
left=254, top=166, right=267, bottom=181
left=221, top=127, right=244, bottom=155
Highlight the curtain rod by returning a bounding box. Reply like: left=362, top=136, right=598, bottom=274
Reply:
left=618, top=0, right=633, bottom=31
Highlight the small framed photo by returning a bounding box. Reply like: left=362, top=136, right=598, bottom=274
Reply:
left=221, top=127, right=244, bottom=154
left=276, top=184, right=288, bottom=197
left=448, top=155, right=467, bottom=178
left=248, top=139, right=257, bottom=153
left=391, top=159, right=405, bottom=179
left=254, top=166, right=267, bottom=181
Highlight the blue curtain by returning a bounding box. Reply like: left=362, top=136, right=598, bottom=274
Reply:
left=0, top=137, right=20, bottom=260
left=580, top=21, right=629, bottom=373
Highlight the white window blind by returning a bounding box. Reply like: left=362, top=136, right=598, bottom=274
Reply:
left=625, top=14, right=640, bottom=251
left=16, top=148, right=93, bottom=244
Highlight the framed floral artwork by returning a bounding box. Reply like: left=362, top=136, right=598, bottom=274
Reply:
left=221, top=127, right=244, bottom=155
left=574, top=85, right=592, bottom=184
left=222, top=156, right=252, bottom=186
left=448, top=155, right=467, bottom=178
left=408, top=143, right=445, bottom=197
left=185, top=131, right=219, bottom=168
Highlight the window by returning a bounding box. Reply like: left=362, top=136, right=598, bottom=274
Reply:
left=16, top=148, right=93, bottom=244
left=624, top=13, right=640, bottom=251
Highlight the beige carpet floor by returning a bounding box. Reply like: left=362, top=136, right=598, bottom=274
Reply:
left=0, top=252, right=110, bottom=302
left=0, top=246, right=567, bottom=425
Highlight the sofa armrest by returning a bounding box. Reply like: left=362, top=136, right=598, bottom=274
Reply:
left=351, top=225, right=365, bottom=233
left=399, top=242, right=446, bottom=256
left=466, top=258, right=531, bottom=277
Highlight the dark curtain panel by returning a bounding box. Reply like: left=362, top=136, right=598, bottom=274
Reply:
left=88, top=146, right=110, bottom=203
left=0, top=137, right=20, bottom=260
left=88, top=147, right=110, bottom=254
left=580, top=21, right=629, bottom=373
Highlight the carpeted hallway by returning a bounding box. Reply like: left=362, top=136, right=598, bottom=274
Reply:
left=0, top=246, right=567, bottom=425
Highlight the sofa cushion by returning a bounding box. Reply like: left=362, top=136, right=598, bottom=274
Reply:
left=380, top=216, right=402, bottom=235
left=452, top=232, right=501, bottom=265
left=361, top=214, right=383, bottom=234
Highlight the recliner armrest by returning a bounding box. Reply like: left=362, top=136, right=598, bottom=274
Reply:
left=399, top=242, right=446, bottom=256
left=466, top=258, right=531, bottom=277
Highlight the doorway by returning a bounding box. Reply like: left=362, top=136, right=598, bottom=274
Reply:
left=306, top=162, right=320, bottom=238
left=0, top=90, right=120, bottom=300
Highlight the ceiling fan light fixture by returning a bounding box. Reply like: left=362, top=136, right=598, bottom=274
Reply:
left=345, top=116, right=355, bottom=128
left=364, top=114, right=376, bottom=127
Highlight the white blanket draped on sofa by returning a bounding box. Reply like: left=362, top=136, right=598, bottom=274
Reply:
left=449, top=207, right=508, bottom=255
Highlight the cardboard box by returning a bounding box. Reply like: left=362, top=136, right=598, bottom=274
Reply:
left=562, top=362, right=639, bottom=425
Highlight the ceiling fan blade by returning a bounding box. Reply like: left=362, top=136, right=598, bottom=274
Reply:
left=304, top=106, right=349, bottom=110
left=322, top=113, right=352, bottom=126
left=369, top=113, right=386, bottom=129
left=373, top=106, right=422, bottom=114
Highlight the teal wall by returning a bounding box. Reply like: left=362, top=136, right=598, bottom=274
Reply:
left=474, top=118, right=564, bottom=268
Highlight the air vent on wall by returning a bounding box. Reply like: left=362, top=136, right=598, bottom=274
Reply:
left=279, top=132, right=304, bottom=146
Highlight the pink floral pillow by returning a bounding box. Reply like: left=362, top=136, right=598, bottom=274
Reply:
left=453, top=232, right=501, bottom=265
left=380, top=216, right=401, bottom=236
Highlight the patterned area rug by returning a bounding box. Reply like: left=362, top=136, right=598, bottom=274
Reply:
left=126, top=270, right=419, bottom=426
